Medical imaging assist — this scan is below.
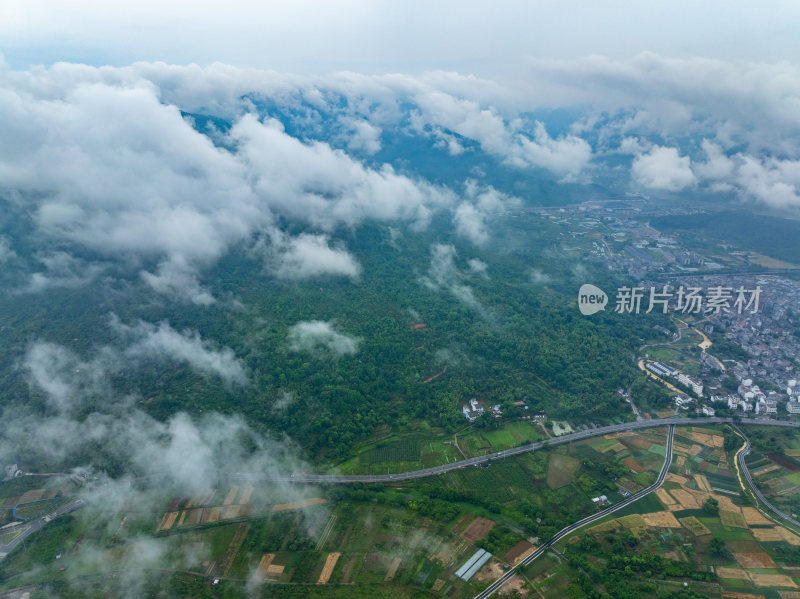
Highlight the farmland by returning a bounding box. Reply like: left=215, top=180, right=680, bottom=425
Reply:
left=543, top=425, right=800, bottom=598
left=0, top=429, right=672, bottom=598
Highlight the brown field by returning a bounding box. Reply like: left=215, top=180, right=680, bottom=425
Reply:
left=203, top=507, right=220, bottom=524
left=624, top=457, right=645, bottom=473
left=715, top=494, right=740, bottom=512
left=722, top=593, right=765, bottom=599
left=624, top=436, right=654, bottom=451
left=781, top=528, right=800, bottom=545
left=778, top=592, right=800, bottom=599
left=748, top=573, right=798, bottom=588
left=157, top=511, right=179, bottom=531
left=753, top=464, right=780, bottom=477
left=742, top=507, right=772, bottom=526
left=716, top=567, right=750, bottom=580
left=656, top=488, right=676, bottom=505
left=676, top=455, right=686, bottom=467
left=720, top=510, right=748, bottom=528
left=17, top=489, right=45, bottom=503
left=239, top=486, right=254, bottom=504
left=687, top=431, right=724, bottom=448
left=752, top=527, right=783, bottom=542
left=177, top=511, right=186, bottom=526
left=689, top=444, right=703, bottom=456
left=383, top=556, right=402, bottom=582
left=504, top=541, right=535, bottom=565
left=734, top=552, right=778, bottom=569
left=272, top=497, right=327, bottom=511
left=221, top=505, right=245, bottom=519
left=667, top=473, right=689, bottom=485
left=462, top=516, right=496, bottom=542
left=751, top=527, right=800, bottom=545
left=670, top=488, right=702, bottom=509
left=694, top=474, right=712, bottom=493
left=642, top=511, right=682, bottom=528
left=748, top=252, right=800, bottom=269
left=319, top=552, right=341, bottom=584
left=185, top=508, right=203, bottom=526
left=768, top=453, right=800, bottom=472
left=224, top=486, right=240, bottom=505
left=672, top=443, right=692, bottom=456
left=785, top=451, right=800, bottom=458
left=257, top=554, right=276, bottom=578
left=680, top=516, right=711, bottom=536
left=432, top=579, right=446, bottom=592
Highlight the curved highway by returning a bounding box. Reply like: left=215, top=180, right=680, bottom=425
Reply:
left=732, top=424, right=800, bottom=530
left=474, top=425, right=675, bottom=599
left=231, top=417, right=797, bottom=484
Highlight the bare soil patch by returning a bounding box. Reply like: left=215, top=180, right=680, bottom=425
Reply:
left=462, top=516, right=495, bottom=542
left=319, top=552, right=341, bottom=584
left=642, top=511, right=681, bottom=528
left=742, top=507, right=772, bottom=526
left=504, top=540, right=535, bottom=565
left=733, top=552, right=778, bottom=569
left=716, top=567, right=749, bottom=580
left=624, top=457, right=645, bottom=473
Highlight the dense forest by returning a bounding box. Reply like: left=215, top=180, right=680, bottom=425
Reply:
left=0, top=205, right=668, bottom=470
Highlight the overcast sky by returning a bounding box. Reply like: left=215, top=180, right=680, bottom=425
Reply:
left=3, top=0, right=800, bottom=75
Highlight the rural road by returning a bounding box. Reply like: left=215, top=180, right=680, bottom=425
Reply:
left=474, top=424, right=676, bottom=599
left=732, top=424, right=800, bottom=530
left=231, top=417, right=797, bottom=485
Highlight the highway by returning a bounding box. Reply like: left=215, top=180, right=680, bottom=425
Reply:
left=732, top=425, right=800, bottom=530
left=0, top=498, right=84, bottom=561
left=473, top=424, right=675, bottom=599
left=231, top=417, right=797, bottom=485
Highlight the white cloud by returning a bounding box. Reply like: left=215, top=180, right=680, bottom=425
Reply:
left=23, top=251, right=106, bottom=293
left=113, top=318, right=248, bottom=385
left=422, top=244, right=484, bottom=311
left=0, top=236, right=16, bottom=263
left=341, top=117, right=382, bottom=154
left=287, top=320, right=359, bottom=356
left=453, top=202, right=488, bottom=245
left=271, top=233, right=361, bottom=280
left=631, top=145, right=696, bottom=191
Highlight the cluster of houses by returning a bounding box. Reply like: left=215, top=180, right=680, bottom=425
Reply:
left=646, top=361, right=704, bottom=396
left=461, top=399, right=503, bottom=422
left=710, top=378, right=799, bottom=415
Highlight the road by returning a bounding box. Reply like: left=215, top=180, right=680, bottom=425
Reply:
left=474, top=425, right=676, bottom=599
left=231, top=417, right=797, bottom=485
left=732, top=425, right=800, bottom=530
left=0, top=499, right=84, bottom=561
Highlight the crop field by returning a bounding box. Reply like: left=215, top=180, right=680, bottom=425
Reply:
left=359, top=439, right=421, bottom=464
left=545, top=425, right=800, bottom=598
left=546, top=452, right=580, bottom=489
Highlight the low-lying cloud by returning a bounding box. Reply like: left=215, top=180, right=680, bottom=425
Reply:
left=287, top=320, right=360, bottom=356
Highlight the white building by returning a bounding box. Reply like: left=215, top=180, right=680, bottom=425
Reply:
left=701, top=405, right=715, bottom=416
left=462, top=398, right=484, bottom=421
left=787, top=400, right=800, bottom=415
